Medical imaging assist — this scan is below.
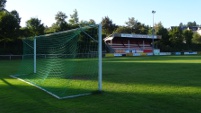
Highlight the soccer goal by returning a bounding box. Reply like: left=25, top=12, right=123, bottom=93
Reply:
left=11, top=24, right=102, bottom=99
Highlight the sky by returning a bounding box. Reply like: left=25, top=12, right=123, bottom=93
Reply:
left=5, top=0, right=201, bottom=28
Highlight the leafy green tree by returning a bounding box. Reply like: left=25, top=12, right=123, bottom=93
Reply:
left=69, top=9, right=79, bottom=25
left=101, top=16, right=116, bottom=36
left=0, top=0, right=6, bottom=10
left=169, top=27, right=183, bottom=51
left=0, top=11, right=20, bottom=42
left=19, top=27, right=31, bottom=37
left=88, top=19, right=96, bottom=25
left=187, top=21, right=197, bottom=27
left=179, top=22, right=184, bottom=27
left=151, top=22, right=170, bottom=51
left=157, top=27, right=169, bottom=43
left=114, top=26, right=133, bottom=34
left=10, top=10, right=21, bottom=26
left=45, top=23, right=61, bottom=33
left=154, top=22, right=164, bottom=34
left=182, top=30, right=193, bottom=48
left=134, top=22, right=149, bottom=34
left=0, top=10, right=21, bottom=53
left=79, top=20, right=88, bottom=26
left=169, top=27, right=183, bottom=43
left=55, top=11, right=67, bottom=25
left=45, top=11, right=68, bottom=33
left=125, top=17, right=137, bottom=33
left=125, top=17, right=149, bottom=34
left=148, top=22, right=163, bottom=35
left=79, top=19, right=96, bottom=26
left=156, top=26, right=171, bottom=51
left=26, top=17, right=45, bottom=36
left=54, top=11, right=68, bottom=31
left=192, top=32, right=201, bottom=44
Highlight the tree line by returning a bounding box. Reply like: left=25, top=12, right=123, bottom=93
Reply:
left=1, top=0, right=201, bottom=54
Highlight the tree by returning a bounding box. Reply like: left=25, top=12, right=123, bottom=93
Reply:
left=179, top=22, right=184, bottom=27
left=88, top=19, right=96, bottom=25
left=26, top=18, right=45, bottom=36
left=79, top=19, right=96, bottom=26
left=20, top=27, right=32, bottom=37
left=135, top=22, right=149, bottom=34
left=156, top=27, right=170, bottom=51
left=114, top=26, right=131, bottom=34
left=101, top=16, right=116, bottom=36
left=125, top=17, right=137, bottom=33
left=169, top=27, right=183, bottom=51
left=69, top=9, right=79, bottom=25
left=148, top=22, right=163, bottom=35
left=0, top=10, right=21, bottom=53
left=183, top=30, right=193, bottom=48
left=187, top=21, right=197, bottom=27
left=192, top=32, right=201, bottom=44
left=10, top=10, right=21, bottom=26
left=157, top=27, right=169, bottom=43
left=0, top=0, right=6, bottom=10
left=125, top=17, right=149, bottom=34
left=54, top=11, right=68, bottom=31
left=55, top=11, right=67, bottom=25
left=154, top=22, right=163, bottom=34
left=0, top=11, right=20, bottom=41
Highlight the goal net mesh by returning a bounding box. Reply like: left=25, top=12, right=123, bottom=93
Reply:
left=13, top=25, right=100, bottom=99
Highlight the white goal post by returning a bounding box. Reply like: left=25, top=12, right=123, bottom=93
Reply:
left=17, top=24, right=103, bottom=99
left=98, top=24, right=102, bottom=91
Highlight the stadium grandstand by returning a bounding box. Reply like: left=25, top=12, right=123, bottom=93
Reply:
left=104, top=33, right=162, bottom=54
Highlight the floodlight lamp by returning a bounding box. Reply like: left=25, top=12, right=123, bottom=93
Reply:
left=152, top=10, right=156, bottom=14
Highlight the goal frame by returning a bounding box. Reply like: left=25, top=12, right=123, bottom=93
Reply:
left=12, top=24, right=102, bottom=99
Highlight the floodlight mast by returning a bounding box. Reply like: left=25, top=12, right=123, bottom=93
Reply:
left=152, top=10, right=156, bottom=54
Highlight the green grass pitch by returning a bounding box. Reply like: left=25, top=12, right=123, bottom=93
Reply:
left=1, top=55, right=201, bottom=113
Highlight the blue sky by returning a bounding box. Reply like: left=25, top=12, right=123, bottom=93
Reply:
left=6, top=0, right=201, bottom=28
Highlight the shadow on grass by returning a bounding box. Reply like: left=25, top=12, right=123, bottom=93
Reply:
left=1, top=79, right=201, bottom=113
left=103, top=60, right=201, bottom=88
left=1, top=56, right=201, bottom=113
left=94, top=91, right=201, bottom=113
left=0, top=78, right=103, bottom=113
left=1, top=78, right=13, bottom=86
left=0, top=78, right=56, bottom=109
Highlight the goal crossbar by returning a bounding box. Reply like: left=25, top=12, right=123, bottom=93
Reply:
left=12, top=24, right=102, bottom=99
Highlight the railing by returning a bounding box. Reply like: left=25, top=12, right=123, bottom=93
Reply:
left=0, top=55, right=23, bottom=60
left=0, top=52, right=107, bottom=60
left=105, top=44, right=115, bottom=53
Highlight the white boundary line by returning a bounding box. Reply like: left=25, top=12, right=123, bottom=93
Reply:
left=10, top=75, right=92, bottom=99
left=10, top=75, right=61, bottom=99
left=60, top=93, right=91, bottom=99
